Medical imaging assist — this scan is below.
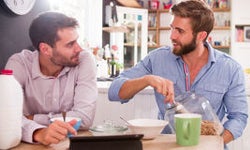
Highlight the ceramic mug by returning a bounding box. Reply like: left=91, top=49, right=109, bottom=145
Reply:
left=174, top=113, right=201, bottom=146
left=50, top=117, right=81, bottom=137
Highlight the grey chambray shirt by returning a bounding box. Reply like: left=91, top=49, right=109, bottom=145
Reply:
left=5, top=49, right=98, bottom=143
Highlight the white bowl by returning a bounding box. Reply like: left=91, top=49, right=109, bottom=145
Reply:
left=127, top=118, right=168, bottom=140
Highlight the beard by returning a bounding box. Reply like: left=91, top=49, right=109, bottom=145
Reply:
left=50, top=48, right=80, bottom=67
left=172, top=35, right=197, bottom=56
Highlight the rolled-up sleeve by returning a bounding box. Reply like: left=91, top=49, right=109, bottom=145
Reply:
left=108, top=77, right=128, bottom=102
left=108, top=54, right=153, bottom=102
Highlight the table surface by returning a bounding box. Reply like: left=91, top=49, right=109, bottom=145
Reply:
left=11, top=131, right=224, bottom=150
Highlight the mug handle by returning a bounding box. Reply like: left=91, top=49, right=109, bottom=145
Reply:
left=183, top=121, right=190, bottom=140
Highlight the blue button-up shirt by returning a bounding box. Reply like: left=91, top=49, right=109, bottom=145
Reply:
left=108, top=42, right=248, bottom=139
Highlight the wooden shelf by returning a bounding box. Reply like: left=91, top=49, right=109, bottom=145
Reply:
left=148, top=27, right=157, bottom=30
left=148, top=45, right=159, bottom=48
left=213, top=45, right=230, bottom=49
left=102, top=26, right=129, bottom=33
left=213, top=26, right=230, bottom=30
left=148, top=8, right=230, bottom=13
left=148, top=9, right=169, bottom=13
left=124, top=43, right=135, bottom=47
left=212, top=8, right=230, bottom=12
left=159, top=27, right=171, bottom=30
left=124, top=43, right=142, bottom=47
left=159, top=9, right=169, bottom=13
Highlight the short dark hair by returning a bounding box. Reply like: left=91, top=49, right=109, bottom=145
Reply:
left=170, top=0, right=214, bottom=40
left=29, top=11, right=79, bottom=50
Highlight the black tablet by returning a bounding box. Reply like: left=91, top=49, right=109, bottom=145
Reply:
left=69, top=134, right=144, bottom=150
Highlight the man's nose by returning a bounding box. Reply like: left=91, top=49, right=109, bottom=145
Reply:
left=170, top=29, right=178, bottom=40
left=75, top=43, right=83, bottom=52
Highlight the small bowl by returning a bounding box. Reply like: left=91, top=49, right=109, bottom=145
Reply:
left=50, top=117, right=81, bottom=136
left=127, top=118, right=168, bottom=140
left=89, top=121, right=128, bottom=135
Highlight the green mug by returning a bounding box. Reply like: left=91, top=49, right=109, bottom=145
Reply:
left=174, top=113, right=201, bottom=146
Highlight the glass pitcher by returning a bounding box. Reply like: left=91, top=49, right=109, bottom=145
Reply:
left=164, top=92, right=224, bottom=135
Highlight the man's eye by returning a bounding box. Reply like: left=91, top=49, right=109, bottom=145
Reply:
left=170, top=27, right=185, bottom=34
left=178, top=29, right=185, bottom=34
left=67, top=42, right=74, bottom=48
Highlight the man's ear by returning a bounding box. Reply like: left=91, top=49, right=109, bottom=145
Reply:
left=39, top=42, right=51, bottom=56
left=197, top=31, right=208, bottom=42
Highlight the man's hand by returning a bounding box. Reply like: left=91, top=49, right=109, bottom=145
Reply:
left=222, top=129, right=234, bottom=144
left=33, top=119, right=78, bottom=145
left=144, top=75, right=174, bottom=103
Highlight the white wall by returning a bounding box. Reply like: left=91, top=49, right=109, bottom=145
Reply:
left=50, top=0, right=103, bottom=48
left=84, top=0, right=103, bottom=47
left=231, top=0, right=250, bottom=69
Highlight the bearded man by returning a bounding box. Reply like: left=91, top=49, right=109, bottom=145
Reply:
left=108, top=0, right=248, bottom=147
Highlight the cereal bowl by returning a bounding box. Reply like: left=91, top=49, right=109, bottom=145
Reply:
left=127, top=118, right=168, bottom=140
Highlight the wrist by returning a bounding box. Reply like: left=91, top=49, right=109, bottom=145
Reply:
left=142, top=75, right=151, bottom=86
left=26, top=115, right=34, bottom=120
left=33, top=128, right=44, bottom=143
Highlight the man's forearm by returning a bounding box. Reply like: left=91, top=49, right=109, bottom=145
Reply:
left=119, top=76, right=149, bottom=100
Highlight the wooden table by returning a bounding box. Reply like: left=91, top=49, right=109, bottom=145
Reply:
left=11, top=131, right=224, bottom=150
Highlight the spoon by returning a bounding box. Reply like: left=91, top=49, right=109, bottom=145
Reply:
left=62, top=111, right=66, bottom=122
left=165, top=102, right=189, bottom=114
left=120, top=116, right=132, bottom=125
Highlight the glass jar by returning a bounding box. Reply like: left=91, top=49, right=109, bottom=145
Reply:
left=164, top=92, right=224, bottom=135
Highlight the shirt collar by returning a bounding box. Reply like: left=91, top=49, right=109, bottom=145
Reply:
left=204, top=41, right=216, bottom=64
left=174, top=41, right=216, bottom=65
left=31, top=51, right=71, bottom=79
left=31, top=51, right=42, bottom=79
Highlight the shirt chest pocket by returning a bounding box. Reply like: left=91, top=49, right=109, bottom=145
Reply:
left=197, top=84, right=227, bottom=108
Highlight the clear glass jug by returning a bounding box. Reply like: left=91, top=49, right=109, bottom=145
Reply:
left=164, top=92, right=224, bottom=135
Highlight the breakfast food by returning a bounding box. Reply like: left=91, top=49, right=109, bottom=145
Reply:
left=201, top=120, right=223, bottom=135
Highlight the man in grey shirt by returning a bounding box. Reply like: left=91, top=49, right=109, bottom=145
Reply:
left=5, top=12, right=97, bottom=145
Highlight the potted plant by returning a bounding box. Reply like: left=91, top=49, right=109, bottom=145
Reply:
left=115, top=62, right=123, bottom=77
